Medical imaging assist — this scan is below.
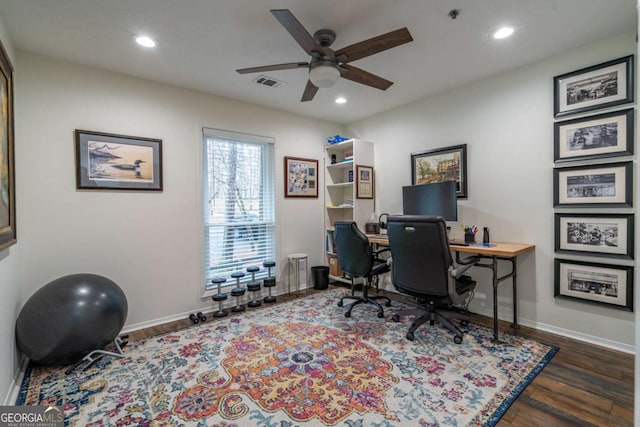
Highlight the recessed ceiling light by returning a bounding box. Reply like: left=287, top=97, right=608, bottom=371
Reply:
left=135, top=35, right=157, bottom=48
left=335, top=97, right=347, bottom=104
left=492, top=27, right=514, bottom=40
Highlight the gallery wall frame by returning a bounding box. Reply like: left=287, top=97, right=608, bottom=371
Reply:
left=75, top=130, right=163, bottom=191
left=355, top=164, right=374, bottom=199
left=554, top=213, right=634, bottom=259
left=553, top=161, right=632, bottom=208
left=553, top=55, right=634, bottom=118
left=553, top=108, right=634, bottom=163
left=411, top=144, right=467, bottom=199
left=284, top=156, right=318, bottom=198
left=554, top=258, right=633, bottom=311
left=0, top=39, right=15, bottom=251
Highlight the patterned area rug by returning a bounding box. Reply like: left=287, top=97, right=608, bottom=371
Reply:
left=18, top=289, right=557, bottom=426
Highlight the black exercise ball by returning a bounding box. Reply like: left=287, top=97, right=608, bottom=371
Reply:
left=15, top=273, right=128, bottom=366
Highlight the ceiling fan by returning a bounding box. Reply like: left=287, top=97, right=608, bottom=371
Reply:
left=236, top=9, right=413, bottom=102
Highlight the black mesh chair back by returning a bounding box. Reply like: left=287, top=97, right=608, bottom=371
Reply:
left=387, top=215, right=452, bottom=298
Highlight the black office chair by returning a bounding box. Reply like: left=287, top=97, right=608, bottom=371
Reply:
left=387, top=215, right=478, bottom=343
left=334, top=221, right=392, bottom=318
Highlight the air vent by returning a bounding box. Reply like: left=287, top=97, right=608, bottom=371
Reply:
left=253, top=75, right=286, bottom=88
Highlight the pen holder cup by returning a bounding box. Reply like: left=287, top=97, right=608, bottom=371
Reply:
left=464, top=232, right=475, bottom=244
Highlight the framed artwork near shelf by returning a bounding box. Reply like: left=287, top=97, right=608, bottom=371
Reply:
left=554, top=258, right=633, bottom=311
left=356, top=165, right=373, bottom=199
left=553, top=55, right=634, bottom=118
left=284, top=156, right=318, bottom=198
left=554, top=108, right=634, bottom=162
left=75, top=130, right=163, bottom=190
left=0, top=39, right=15, bottom=251
left=411, top=144, right=467, bottom=199
left=555, top=213, right=634, bottom=259
left=553, top=162, right=632, bottom=207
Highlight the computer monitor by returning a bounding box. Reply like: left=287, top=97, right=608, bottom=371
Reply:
left=402, top=181, right=458, bottom=221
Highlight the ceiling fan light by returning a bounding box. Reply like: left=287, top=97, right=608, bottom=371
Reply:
left=309, top=64, right=340, bottom=88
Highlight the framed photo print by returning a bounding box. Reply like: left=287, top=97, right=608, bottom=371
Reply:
left=554, top=258, right=633, bottom=311
left=553, top=55, right=634, bottom=118
left=75, top=130, right=163, bottom=191
left=553, top=162, right=632, bottom=207
left=411, top=144, right=467, bottom=199
left=554, top=108, right=634, bottom=162
left=284, top=156, right=318, bottom=198
left=0, top=39, right=15, bottom=251
left=555, top=213, right=634, bottom=259
left=356, top=165, right=374, bottom=199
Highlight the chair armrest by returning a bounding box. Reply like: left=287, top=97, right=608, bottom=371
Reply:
left=373, top=247, right=391, bottom=258
left=449, top=257, right=479, bottom=278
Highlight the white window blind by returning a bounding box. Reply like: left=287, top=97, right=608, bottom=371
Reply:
left=203, top=128, right=276, bottom=290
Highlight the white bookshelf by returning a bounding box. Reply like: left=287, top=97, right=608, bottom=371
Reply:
left=324, top=139, right=374, bottom=284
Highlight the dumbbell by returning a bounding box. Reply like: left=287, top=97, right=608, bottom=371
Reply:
left=211, top=277, right=228, bottom=318
left=247, top=266, right=262, bottom=307
left=263, top=261, right=276, bottom=304
left=230, top=271, right=246, bottom=312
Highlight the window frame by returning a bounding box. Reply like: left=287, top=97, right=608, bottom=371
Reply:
left=201, top=127, right=276, bottom=295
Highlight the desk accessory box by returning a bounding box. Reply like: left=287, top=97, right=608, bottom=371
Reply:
left=328, top=255, right=342, bottom=277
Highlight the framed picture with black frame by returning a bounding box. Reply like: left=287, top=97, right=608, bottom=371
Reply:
left=553, top=161, right=632, bottom=208
left=75, top=130, right=163, bottom=191
left=411, top=144, right=467, bottom=199
left=553, top=55, right=634, bottom=118
left=355, top=164, right=374, bottom=199
left=554, top=108, right=634, bottom=163
left=555, top=213, right=634, bottom=259
left=554, top=258, right=633, bottom=311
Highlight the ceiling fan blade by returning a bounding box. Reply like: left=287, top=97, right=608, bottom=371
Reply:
left=335, top=27, right=413, bottom=63
left=301, top=80, right=319, bottom=102
left=236, top=62, right=309, bottom=74
left=271, top=9, right=325, bottom=56
left=340, top=64, right=393, bottom=90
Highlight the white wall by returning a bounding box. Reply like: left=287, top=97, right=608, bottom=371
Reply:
left=0, top=12, right=23, bottom=404
left=14, top=52, right=341, bottom=333
left=347, top=33, right=636, bottom=350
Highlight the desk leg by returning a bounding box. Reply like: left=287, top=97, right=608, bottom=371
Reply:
left=510, top=257, right=519, bottom=329
left=491, top=256, right=500, bottom=343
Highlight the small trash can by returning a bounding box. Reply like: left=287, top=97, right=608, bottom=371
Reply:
left=311, top=266, right=329, bottom=290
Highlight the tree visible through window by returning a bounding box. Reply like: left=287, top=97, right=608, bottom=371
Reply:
left=203, top=129, right=275, bottom=289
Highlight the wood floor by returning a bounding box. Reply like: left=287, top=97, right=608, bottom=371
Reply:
left=127, top=285, right=634, bottom=427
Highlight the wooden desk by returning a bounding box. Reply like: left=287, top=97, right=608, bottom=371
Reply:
left=366, top=234, right=535, bottom=342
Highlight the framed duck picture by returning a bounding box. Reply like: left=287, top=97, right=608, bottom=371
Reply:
left=75, top=129, right=163, bottom=191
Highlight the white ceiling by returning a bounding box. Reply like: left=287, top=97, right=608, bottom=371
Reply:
left=0, top=0, right=636, bottom=124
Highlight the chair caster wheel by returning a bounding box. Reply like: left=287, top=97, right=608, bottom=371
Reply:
left=345, top=311, right=351, bottom=318
left=406, top=331, right=415, bottom=341
left=460, top=320, right=469, bottom=327
left=385, top=301, right=391, bottom=307
left=392, top=314, right=400, bottom=322
left=454, top=335, right=463, bottom=344
left=377, top=311, right=384, bottom=318
left=189, top=313, right=199, bottom=324
left=337, top=301, right=343, bottom=307
left=197, top=312, right=207, bottom=322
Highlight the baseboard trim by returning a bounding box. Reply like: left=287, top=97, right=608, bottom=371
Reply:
left=4, top=355, right=28, bottom=405
left=122, top=285, right=304, bottom=335
left=519, top=318, right=634, bottom=354
left=470, top=306, right=634, bottom=354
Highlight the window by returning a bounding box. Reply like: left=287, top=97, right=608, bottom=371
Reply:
left=203, top=128, right=276, bottom=291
